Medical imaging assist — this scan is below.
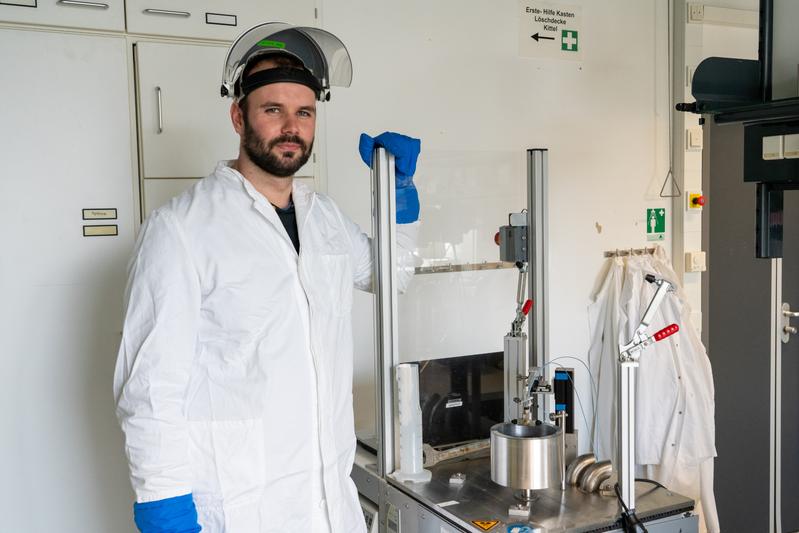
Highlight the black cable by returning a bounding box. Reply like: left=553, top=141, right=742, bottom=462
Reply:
left=635, top=477, right=667, bottom=490
left=614, top=483, right=649, bottom=533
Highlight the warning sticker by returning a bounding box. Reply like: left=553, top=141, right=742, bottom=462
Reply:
left=472, top=520, right=500, bottom=531
left=518, top=1, right=583, bottom=61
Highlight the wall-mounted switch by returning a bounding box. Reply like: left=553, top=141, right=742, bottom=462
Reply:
left=685, top=251, right=707, bottom=272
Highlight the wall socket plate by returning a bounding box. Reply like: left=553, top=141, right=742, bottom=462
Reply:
left=685, top=250, right=707, bottom=272
left=688, top=3, right=705, bottom=23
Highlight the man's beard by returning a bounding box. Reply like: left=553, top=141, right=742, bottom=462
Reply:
left=242, top=119, right=313, bottom=178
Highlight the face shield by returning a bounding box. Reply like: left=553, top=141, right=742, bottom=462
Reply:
left=221, top=22, right=353, bottom=102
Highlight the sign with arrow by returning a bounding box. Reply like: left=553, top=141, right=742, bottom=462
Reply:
left=531, top=32, right=554, bottom=42
left=518, top=1, right=582, bottom=61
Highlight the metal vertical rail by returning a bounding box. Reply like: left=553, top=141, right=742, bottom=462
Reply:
left=770, top=258, right=782, bottom=533
left=372, top=147, right=399, bottom=478
left=759, top=0, right=774, bottom=102
left=618, top=362, right=637, bottom=511
left=527, top=149, right=549, bottom=416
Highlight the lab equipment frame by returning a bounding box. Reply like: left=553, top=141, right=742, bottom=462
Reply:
left=357, top=148, right=698, bottom=533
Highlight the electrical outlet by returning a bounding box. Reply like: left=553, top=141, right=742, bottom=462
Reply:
left=685, top=251, right=707, bottom=272
left=686, top=127, right=703, bottom=151
left=688, top=3, right=704, bottom=23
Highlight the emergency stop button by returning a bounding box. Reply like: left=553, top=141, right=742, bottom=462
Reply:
left=687, top=192, right=705, bottom=210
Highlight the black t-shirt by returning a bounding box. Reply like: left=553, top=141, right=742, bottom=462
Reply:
left=273, top=199, right=300, bottom=253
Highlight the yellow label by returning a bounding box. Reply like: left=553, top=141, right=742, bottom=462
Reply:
left=472, top=520, right=500, bottom=531
left=82, top=208, right=117, bottom=220
left=83, top=225, right=118, bottom=237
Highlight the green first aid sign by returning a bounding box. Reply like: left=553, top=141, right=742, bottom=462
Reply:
left=647, top=208, right=666, bottom=241
left=561, top=30, right=578, bottom=51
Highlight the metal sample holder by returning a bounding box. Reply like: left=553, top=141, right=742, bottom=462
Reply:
left=354, top=148, right=698, bottom=532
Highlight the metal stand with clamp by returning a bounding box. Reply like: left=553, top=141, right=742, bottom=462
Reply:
left=617, top=274, right=680, bottom=528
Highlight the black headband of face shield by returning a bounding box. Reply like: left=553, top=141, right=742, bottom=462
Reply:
left=240, top=67, right=323, bottom=100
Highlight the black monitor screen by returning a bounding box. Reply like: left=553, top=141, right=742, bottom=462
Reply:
left=417, top=351, right=504, bottom=447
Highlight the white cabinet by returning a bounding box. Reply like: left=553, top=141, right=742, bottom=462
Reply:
left=126, top=0, right=316, bottom=41
left=0, top=27, right=136, bottom=532
left=135, top=41, right=239, bottom=179
left=0, top=0, right=125, bottom=31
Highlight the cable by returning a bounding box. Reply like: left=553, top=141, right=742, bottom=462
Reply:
left=614, top=483, right=649, bottom=533
left=547, top=356, right=600, bottom=451
left=659, top=0, right=681, bottom=198
left=635, top=477, right=667, bottom=490
left=543, top=362, right=590, bottom=439
left=548, top=356, right=598, bottom=400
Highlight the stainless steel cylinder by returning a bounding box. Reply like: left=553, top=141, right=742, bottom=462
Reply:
left=490, top=422, right=560, bottom=490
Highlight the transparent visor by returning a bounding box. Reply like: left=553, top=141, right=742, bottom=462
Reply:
left=221, top=22, right=353, bottom=98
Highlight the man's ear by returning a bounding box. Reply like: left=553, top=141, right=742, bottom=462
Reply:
left=230, top=101, right=245, bottom=135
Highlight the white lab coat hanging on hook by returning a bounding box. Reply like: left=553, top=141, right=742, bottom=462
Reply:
left=586, top=256, right=624, bottom=459
left=588, top=246, right=719, bottom=533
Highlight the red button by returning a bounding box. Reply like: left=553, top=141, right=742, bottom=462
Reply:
left=692, top=195, right=706, bottom=206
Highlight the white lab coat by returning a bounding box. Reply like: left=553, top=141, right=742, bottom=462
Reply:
left=588, top=247, right=719, bottom=532
left=113, top=161, right=418, bottom=532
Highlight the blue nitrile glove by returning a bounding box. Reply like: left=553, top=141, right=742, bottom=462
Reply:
left=359, top=131, right=421, bottom=224
left=133, top=493, right=201, bottom=533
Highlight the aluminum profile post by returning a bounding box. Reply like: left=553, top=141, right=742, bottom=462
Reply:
left=618, top=361, right=637, bottom=512
left=527, top=149, right=549, bottom=417
left=371, top=147, right=399, bottom=478
left=616, top=277, right=674, bottom=512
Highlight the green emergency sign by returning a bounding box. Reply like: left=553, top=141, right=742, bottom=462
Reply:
left=561, top=30, right=578, bottom=51
left=646, top=208, right=666, bottom=241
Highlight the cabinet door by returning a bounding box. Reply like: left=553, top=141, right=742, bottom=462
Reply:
left=135, top=40, right=317, bottom=180
left=135, top=41, right=237, bottom=179
left=0, top=28, right=136, bottom=532
left=126, top=0, right=316, bottom=41
left=0, top=0, right=125, bottom=31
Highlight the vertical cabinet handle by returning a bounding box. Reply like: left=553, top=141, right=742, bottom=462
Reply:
left=156, top=86, right=163, bottom=134
left=143, top=8, right=191, bottom=17
left=57, top=0, right=110, bottom=8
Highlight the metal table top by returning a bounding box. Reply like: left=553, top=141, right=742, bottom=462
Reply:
left=389, top=456, right=694, bottom=532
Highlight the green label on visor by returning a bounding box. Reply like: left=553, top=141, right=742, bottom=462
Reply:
left=257, top=39, right=286, bottom=49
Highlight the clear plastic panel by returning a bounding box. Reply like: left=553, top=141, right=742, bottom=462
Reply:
left=295, top=27, right=353, bottom=87
left=398, top=150, right=526, bottom=363
left=354, top=150, right=527, bottom=449
left=222, top=22, right=353, bottom=95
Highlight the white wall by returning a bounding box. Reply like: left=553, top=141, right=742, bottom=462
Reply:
left=320, top=0, right=672, bottom=447
left=704, top=0, right=757, bottom=10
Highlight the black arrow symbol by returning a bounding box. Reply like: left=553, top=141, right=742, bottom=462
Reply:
left=531, top=32, right=555, bottom=42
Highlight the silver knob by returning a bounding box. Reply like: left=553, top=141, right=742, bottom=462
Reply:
left=784, top=325, right=797, bottom=335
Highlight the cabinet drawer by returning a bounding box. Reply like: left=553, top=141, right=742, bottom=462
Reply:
left=0, top=0, right=124, bottom=31
left=126, top=0, right=316, bottom=41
